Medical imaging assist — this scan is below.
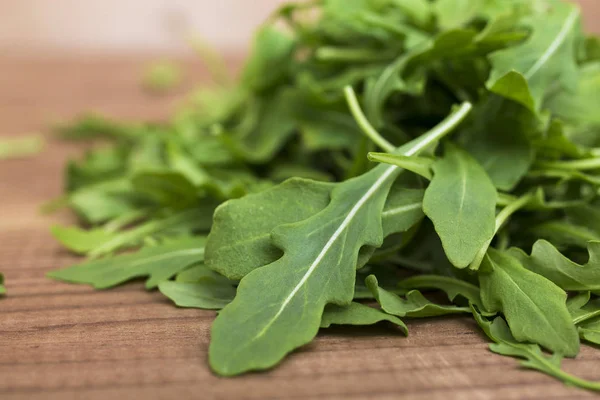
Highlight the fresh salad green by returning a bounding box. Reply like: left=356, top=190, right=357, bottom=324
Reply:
left=39, top=0, right=600, bottom=391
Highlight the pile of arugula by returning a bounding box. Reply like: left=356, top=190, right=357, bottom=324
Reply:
left=41, top=0, right=600, bottom=391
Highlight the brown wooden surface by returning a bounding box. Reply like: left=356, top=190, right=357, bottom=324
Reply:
left=1, top=57, right=600, bottom=400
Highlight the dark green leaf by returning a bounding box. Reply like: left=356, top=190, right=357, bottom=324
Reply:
left=479, top=248, right=579, bottom=356
left=366, top=275, right=470, bottom=317
left=320, top=302, right=408, bottom=333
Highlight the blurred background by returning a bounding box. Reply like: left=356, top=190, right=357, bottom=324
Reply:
left=1, top=0, right=599, bottom=57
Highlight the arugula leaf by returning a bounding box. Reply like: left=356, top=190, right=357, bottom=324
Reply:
left=570, top=298, right=600, bottom=325
left=51, top=225, right=117, bottom=255
left=479, top=248, right=580, bottom=356
left=206, top=179, right=425, bottom=280
left=486, top=2, right=580, bottom=111
left=461, top=96, right=538, bottom=191
left=242, top=26, right=295, bottom=92
left=48, top=237, right=206, bottom=289
left=472, top=307, right=600, bottom=392
left=367, top=275, right=470, bottom=317
left=578, top=318, right=600, bottom=346
left=528, top=221, right=600, bottom=249
left=510, top=240, right=600, bottom=291
left=546, top=62, right=600, bottom=127
left=320, top=302, right=408, bottom=333
left=423, top=144, right=497, bottom=268
left=397, top=274, right=485, bottom=309
left=0, top=274, right=5, bottom=295
left=209, top=103, right=472, bottom=375
left=159, top=279, right=236, bottom=310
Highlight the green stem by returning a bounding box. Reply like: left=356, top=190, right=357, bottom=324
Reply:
left=316, top=47, right=394, bottom=62
left=531, top=353, right=600, bottom=391
left=469, top=192, right=534, bottom=270
left=103, top=209, right=149, bottom=233
left=536, top=158, right=600, bottom=171
left=344, top=86, right=395, bottom=152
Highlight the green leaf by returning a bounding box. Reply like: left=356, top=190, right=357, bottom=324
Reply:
left=570, top=298, right=600, bottom=325
left=48, top=237, right=206, bottom=289
left=0, top=135, right=44, bottom=160
left=320, top=302, right=408, bottom=333
left=51, top=225, right=117, bottom=255
left=479, top=248, right=580, bottom=357
left=365, top=29, right=476, bottom=127
left=368, top=152, right=433, bottom=180
left=546, top=62, right=600, bottom=127
left=578, top=318, right=600, bottom=345
left=206, top=179, right=425, bottom=280
left=567, top=291, right=591, bottom=314
left=462, top=95, right=538, bottom=191
left=397, top=274, right=484, bottom=309
left=209, top=104, right=472, bottom=375
left=242, top=26, right=295, bottom=91
left=472, top=308, right=600, bottom=392
left=158, top=279, right=236, bottom=310
left=423, top=144, right=497, bottom=268
left=528, top=221, right=600, bottom=249
left=510, top=240, right=600, bottom=291
left=0, top=273, right=5, bottom=295
left=366, top=275, right=470, bottom=317
left=225, top=88, right=298, bottom=163
left=486, top=2, right=580, bottom=111
left=434, top=0, right=480, bottom=30
left=131, top=170, right=198, bottom=207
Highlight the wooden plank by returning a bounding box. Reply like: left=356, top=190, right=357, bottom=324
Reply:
left=0, top=57, right=597, bottom=399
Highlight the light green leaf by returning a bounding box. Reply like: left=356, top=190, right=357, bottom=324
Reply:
left=320, top=302, right=408, bottom=333
left=434, top=0, right=480, bottom=30
left=368, top=152, right=433, bottom=180
left=546, top=62, right=600, bottom=127
left=242, top=26, right=295, bottom=91
left=510, top=240, right=600, bottom=291
left=479, top=248, right=580, bottom=356
left=0, top=135, right=44, bottom=160
left=423, top=144, right=497, bottom=268
left=570, top=298, right=600, bottom=325
left=51, top=225, right=117, bottom=255
left=578, top=318, right=600, bottom=345
left=158, top=279, right=236, bottom=310
left=486, top=2, right=580, bottom=111
left=209, top=104, right=472, bottom=375
left=366, top=275, right=470, bottom=317
left=0, top=273, right=5, bottom=295
left=48, top=237, right=206, bottom=289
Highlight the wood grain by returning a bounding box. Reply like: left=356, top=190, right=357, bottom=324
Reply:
left=1, top=57, right=599, bottom=400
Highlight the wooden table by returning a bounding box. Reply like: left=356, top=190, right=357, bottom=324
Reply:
left=1, top=57, right=599, bottom=400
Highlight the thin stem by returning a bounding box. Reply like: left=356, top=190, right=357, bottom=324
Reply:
left=536, top=157, right=600, bottom=171
left=344, top=86, right=395, bottom=152
left=316, top=47, right=394, bottom=62
left=532, top=353, right=600, bottom=391
left=469, top=192, right=534, bottom=270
